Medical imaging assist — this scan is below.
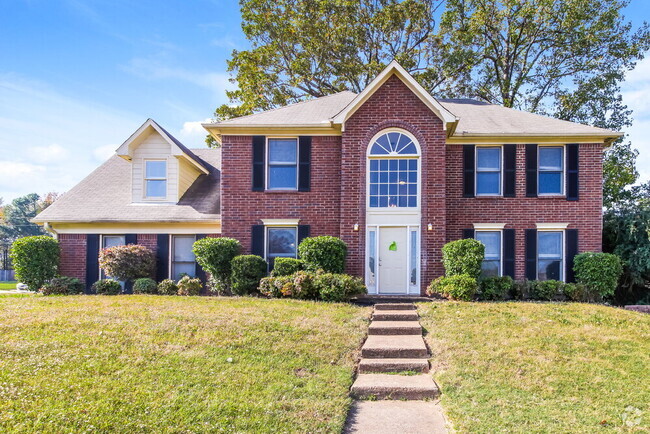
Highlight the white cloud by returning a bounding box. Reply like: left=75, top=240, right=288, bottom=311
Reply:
left=621, top=57, right=650, bottom=183
left=93, top=144, right=118, bottom=162
left=177, top=119, right=213, bottom=148
left=27, top=144, right=68, bottom=164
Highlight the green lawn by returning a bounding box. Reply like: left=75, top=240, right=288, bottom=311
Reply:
left=0, top=296, right=370, bottom=433
left=0, top=281, right=17, bottom=290
left=419, top=302, right=650, bottom=433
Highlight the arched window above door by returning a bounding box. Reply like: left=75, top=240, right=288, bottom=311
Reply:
left=369, top=131, right=419, bottom=156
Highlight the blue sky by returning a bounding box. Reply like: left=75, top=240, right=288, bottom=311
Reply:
left=0, top=0, right=649, bottom=201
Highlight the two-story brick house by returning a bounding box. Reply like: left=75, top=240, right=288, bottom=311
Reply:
left=35, top=61, right=620, bottom=295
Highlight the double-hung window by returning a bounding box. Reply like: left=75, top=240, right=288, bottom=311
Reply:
left=101, top=235, right=125, bottom=285
left=145, top=160, right=167, bottom=198
left=267, top=138, right=298, bottom=190
left=476, top=147, right=501, bottom=195
left=538, top=231, right=563, bottom=280
left=475, top=231, right=501, bottom=277
left=538, top=147, right=564, bottom=195
left=266, top=227, right=297, bottom=267
left=172, top=235, right=197, bottom=280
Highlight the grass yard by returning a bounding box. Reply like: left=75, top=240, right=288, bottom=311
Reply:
left=419, top=302, right=650, bottom=433
left=0, top=281, right=17, bottom=290
left=0, top=296, right=370, bottom=433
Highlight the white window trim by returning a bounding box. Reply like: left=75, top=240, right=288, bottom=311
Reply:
left=537, top=145, right=566, bottom=197
left=473, top=223, right=506, bottom=230
left=143, top=159, right=168, bottom=200
left=266, top=137, right=299, bottom=191
left=536, top=228, right=565, bottom=281
left=100, top=234, right=126, bottom=282
left=475, top=145, right=503, bottom=197
left=474, top=229, right=503, bottom=277
left=366, top=128, right=422, bottom=212
left=264, top=226, right=298, bottom=261
left=261, top=219, right=300, bottom=226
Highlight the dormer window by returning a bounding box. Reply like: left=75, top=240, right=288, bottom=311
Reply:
left=145, top=160, right=167, bottom=199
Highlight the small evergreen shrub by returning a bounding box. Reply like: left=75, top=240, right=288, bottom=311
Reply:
left=177, top=275, right=202, bottom=296
left=259, top=275, right=294, bottom=298
left=133, top=278, right=158, bottom=294
left=511, top=280, right=533, bottom=300
left=99, top=244, right=155, bottom=282
left=40, top=276, right=83, bottom=296
left=298, top=236, right=347, bottom=273
left=478, top=276, right=513, bottom=301
left=193, top=237, right=241, bottom=290
left=271, top=257, right=304, bottom=276
left=231, top=255, right=267, bottom=295
left=427, top=274, right=478, bottom=301
left=206, top=276, right=229, bottom=296
left=292, top=270, right=319, bottom=300
left=563, top=283, right=598, bottom=302
left=573, top=252, right=623, bottom=298
left=313, top=273, right=366, bottom=302
left=157, top=279, right=178, bottom=295
left=530, top=280, right=563, bottom=301
left=92, top=279, right=122, bottom=295
left=442, top=239, right=485, bottom=279
left=10, top=235, right=60, bottom=291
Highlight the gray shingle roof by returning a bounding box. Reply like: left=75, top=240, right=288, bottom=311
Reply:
left=33, top=148, right=221, bottom=223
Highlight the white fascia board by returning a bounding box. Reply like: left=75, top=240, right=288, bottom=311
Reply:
left=473, top=223, right=507, bottom=230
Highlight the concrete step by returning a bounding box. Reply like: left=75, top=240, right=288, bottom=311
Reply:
left=368, top=321, right=422, bottom=336
left=372, top=310, right=419, bottom=321
left=350, top=374, right=440, bottom=400
left=345, top=401, right=447, bottom=433
left=359, top=358, right=429, bottom=374
left=361, top=335, right=429, bottom=359
left=374, top=303, right=416, bottom=311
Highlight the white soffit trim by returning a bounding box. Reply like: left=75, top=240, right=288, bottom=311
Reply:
left=261, top=219, right=300, bottom=226
left=331, top=60, right=459, bottom=131
left=473, top=223, right=507, bottom=230
left=536, top=223, right=569, bottom=230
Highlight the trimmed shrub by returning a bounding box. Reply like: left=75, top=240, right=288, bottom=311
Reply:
left=99, top=244, right=155, bottom=282
left=271, top=257, right=304, bottom=276
left=10, top=235, right=60, bottom=291
left=157, top=279, right=178, bottom=296
left=40, top=276, right=83, bottom=296
left=530, top=280, right=563, bottom=301
left=478, top=276, right=513, bottom=301
left=511, top=280, right=533, bottom=300
left=133, top=278, right=158, bottom=295
left=193, top=237, right=241, bottom=289
left=259, top=275, right=294, bottom=298
left=298, top=236, right=347, bottom=273
left=231, top=255, right=267, bottom=295
left=563, top=283, right=598, bottom=302
left=292, top=270, right=319, bottom=300
left=442, top=239, right=485, bottom=279
left=177, top=276, right=202, bottom=296
left=427, top=274, right=478, bottom=301
left=574, top=252, right=623, bottom=299
left=92, top=279, right=122, bottom=295
left=313, top=273, right=366, bottom=302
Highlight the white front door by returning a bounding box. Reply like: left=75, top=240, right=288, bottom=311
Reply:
left=378, top=226, right=409, bottom=294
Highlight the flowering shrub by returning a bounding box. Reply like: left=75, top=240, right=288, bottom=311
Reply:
left=177, top=275, right=202, bottom=296
left=157, top=279, right=178, bottom=296
left=10, top=236, right=60, bottom=290
left=99, top=244, right=155, bottom=282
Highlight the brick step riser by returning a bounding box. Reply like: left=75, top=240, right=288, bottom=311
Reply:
left=367, top=328, right=422, bottom=336
left=359, top=363, right=429, bottom=374
left=350, top=389, right=439, bottom=400
left=374, top=304, right=416, bottom=311
left=362, top=348, right=429, bottom=359
left=372, top=314, right=419, bottom=321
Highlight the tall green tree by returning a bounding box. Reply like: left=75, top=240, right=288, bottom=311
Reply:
left=0, top=193, right=54, bottom=240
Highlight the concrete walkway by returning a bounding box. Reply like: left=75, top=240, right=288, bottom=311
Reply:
left=345, top=303, right=448, bottom=433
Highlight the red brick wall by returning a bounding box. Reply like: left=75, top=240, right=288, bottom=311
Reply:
left=446, top=143, right=603, bottom=280
left=219, top=135, right=343, bottom=251
left=340, top=75, right=448, bottom=294
left=137, top=234, right=157, bottom=251
left=58, top=234, right=86, bottom=282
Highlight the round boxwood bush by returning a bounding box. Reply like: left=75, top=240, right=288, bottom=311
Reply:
left=530, top=280, right=563, bottom=301
left=478, top=276, right=513, bottom=301
left=157, top=279, right=179, bottom=295
left=10, top=235, right=60, bottom=291
left=298, top=236, right=347, bottom=273
left=271, top=257, right=304, bottom=276
left=40, top=276, right=83, bottom=296
left=427, top=274, right=478, bottom=301
left=177, top=275, right=203, bottom=296
left=92, top=279, right=122, bottom=295
left=99, top=244, right=155, bottom=282
left=231, top=255, right=267, bottom=295
left=442, top=239, right=485, bottom=279
left=133, top=278, right=158, bottom=294
left=573, top=252, right=623, bottom=299
left=193, top=237, right=241, bottom=288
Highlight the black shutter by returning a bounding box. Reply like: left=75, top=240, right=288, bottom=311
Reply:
left=525, top=229, right=537, bottom=280
left=298, top=136, right=311, bottom=192
left=526, top=144, right=538, bottom=197
left=86, top=234, right=100, bottom=292
left=297, top=225, right=310, bottom=253
left=251, top=225, right=265, bottom=257
left=463, top=145, right=475, bottom=198
left=504, top=144, right=516, bottom=197
left=462, top=229, right=475, bottom=239
left=503, top=229, right=515, bottom=279
left=566, top=144, right=579, bottom=201
left=195, top=234, right=207, bottom=284
left=252, top=136, right=266, bottom=191
left=125, top=234, right=137, bottom=245
left=156, top=234, right=169, bottom=282
left=565, top=229, right=578, bottom=283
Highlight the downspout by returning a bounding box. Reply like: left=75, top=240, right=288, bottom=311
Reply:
left=43, top=222, right=58, bottom=240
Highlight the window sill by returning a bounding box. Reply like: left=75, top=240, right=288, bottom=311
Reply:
left=537, top=194, right=566, bottom=199
left=264, top=189, right=300, bottom=194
